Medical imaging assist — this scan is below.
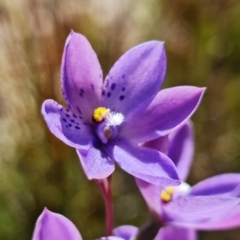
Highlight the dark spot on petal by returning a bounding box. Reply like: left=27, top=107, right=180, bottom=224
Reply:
left=122, top=87, right=125, bottom=91
left=76, top=122, right=80, bottom=125
left=122, top=75, right=125, bottom=78
left=83, top=123, right=88, bottom=126
left=102, top=90, right=105, bottom=96
left=119, top=95, right=125, bottom=101
left=79, top=116, right=82, bottom=119
left=70, top=119, right=75, bottom=123
left=73, top=114, right=77, bottom=118
left=66, top=109, right=69, bottom=112
left=106, top=80, right=109, bottom=88
left=107, top=92, right=111, bottom=98
left=91, top=84, right=95, bottom=90
left=66, top=114, right=70, bottom=117
left=62, top=118, right=67, bottom=122
left=111, top=83, right=116, bottom=90
left=75, top=126, right=80, bottom=130
left=99, top=74, right=102, bottom=78
left=68, top=124, right=72, bottom=127
left=65, top=125, right=68, bottom=128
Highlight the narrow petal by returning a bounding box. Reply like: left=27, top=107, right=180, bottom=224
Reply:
left=61, top=31, right=103, bottom=120
left=77, top=145, right=115, bottom=180
left=190, top=173, right=240, bottom=197
left=168, top=121, right=194, bottom=181
left=113, top=225, right=138, bottom=240
left=135, top=178, right=163, bottom=215
left=104, top=137, right=180, bottom=186
left=154, top=226, right=197, bottom=240
left=32, top=208, right=82, bottom=240
left=42, top=99, right=93, bottom=150
left=163, top=196, right=240, bottom=224
left=121, top=86, right=205, bottom=143
left=103, top=41, right=166, bottom=117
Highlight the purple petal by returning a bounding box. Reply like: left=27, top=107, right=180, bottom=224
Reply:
left=143, top=136, right=169, bottom=155
left=61, top=31, right=103, bottom=120
left=163, top=196, right=240, bottom=224
left=98, top=238, right=124, bottom=240
left=170, top=206, right=240, bottom=230
left=135, top=178, right=163, bottom=215
left=104, top=137, right=180, bottom=186
left=42, top=99, right=93, bottom=150
left=103, top=41, right=166, bottom=117
left=190, top=173, right=240, bottom=197
left=168, top=121, right=194, bottom=181
left=113, top=225, right=139, bottom=240
left=121, top=86, right=205, bottom=143
left=154, top=226, right=197, bottom=240
left=77, top=145, right=115, bottom=180
left=32, top=208, right=82, bottom=240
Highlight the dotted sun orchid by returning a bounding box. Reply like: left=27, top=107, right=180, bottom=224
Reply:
left=41, top=30, right=205, bottom=186
left=136, top=122, right=240, bottom=240
left=32, top=208, right=138, bottom=240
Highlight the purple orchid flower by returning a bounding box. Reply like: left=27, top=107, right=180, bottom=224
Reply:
left=42, top=30, right=205, bottom=185
left=136, top=122, right=240, bottom=240
left=32, top=208, right=138, bottom=240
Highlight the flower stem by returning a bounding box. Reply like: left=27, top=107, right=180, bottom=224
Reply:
left=95, top=177, right=113, bottom=236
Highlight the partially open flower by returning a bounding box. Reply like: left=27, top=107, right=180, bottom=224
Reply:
left=136, top=122, right=240, bottom=239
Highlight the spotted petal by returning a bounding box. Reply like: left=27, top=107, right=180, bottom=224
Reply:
left=121, top=86, right=205, bottom=143
left=190, top=173, right=240, bottom=197
left=77, top=145, right=115, bottom=180
left=42, top=99, right=93, bottom=150
left=32, top=208, right=82, bottom=240
left=154, top=226, right=197, bottom=240
left=103, top=41, right=166, bottom=117
left=104, top=137, right=180, bottom=186
left=61, top=31, right=103, bottom=121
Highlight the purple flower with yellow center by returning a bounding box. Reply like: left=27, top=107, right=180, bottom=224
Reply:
left=136, top=122, right=240, bottom=239
left=32, top=208, right=138, bottom=240
left=42, top=31, right=205, bottom=185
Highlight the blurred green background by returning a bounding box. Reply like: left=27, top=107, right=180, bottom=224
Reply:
left=0, top=0, right=240, bottom=239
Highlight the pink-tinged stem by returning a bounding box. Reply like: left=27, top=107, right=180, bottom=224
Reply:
left=95, top=177, right=113, bottom=236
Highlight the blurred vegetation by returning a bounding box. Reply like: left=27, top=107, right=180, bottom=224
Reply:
left=0, top=0, right=240, bottom=239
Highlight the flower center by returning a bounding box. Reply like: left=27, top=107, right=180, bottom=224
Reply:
left=92, top=107, right=124, bottom=144
left=160, top=182, right=191, bottom=203
left=93, top=107, right=110, bottom=122
left=161, top=186, right=174, bottom=203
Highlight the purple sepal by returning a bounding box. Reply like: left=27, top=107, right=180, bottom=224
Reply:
left=155, top=226, right=197, bottom=240
left=104, top=137, right=180, bottom=186
left=32, top=208, right=82, bottom=240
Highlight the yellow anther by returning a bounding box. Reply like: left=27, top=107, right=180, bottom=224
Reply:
left=161, top=191, right=172, bottom=203
left=160, top=186, right=175, bottom=203
left=165, top=186, right=174, bottom=195
left=93, top=107, right=110, bottom=122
